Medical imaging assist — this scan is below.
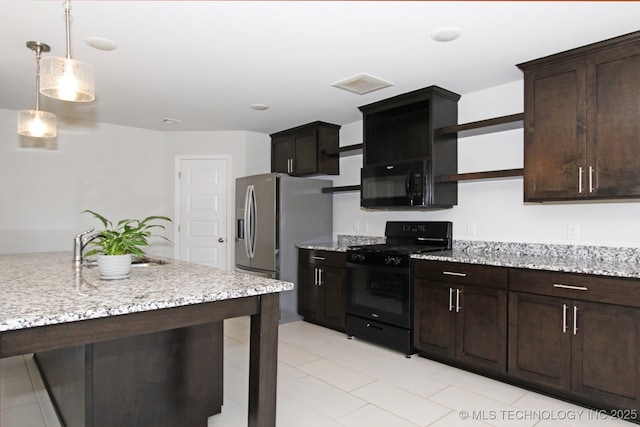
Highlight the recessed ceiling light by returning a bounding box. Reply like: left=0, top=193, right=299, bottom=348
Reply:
left=250, top=104, right=269, bottom=111
left=431, top=27, right=462, bottom=42
left=85, top=37, right=118, bottom=51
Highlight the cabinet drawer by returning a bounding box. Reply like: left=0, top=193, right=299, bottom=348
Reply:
left=413, top=260, right=507, bottom=290
left=299, top=249, right=345, bottom=268
left=510, top=268, right=640, bottom=308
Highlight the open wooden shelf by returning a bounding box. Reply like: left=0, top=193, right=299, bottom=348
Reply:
left=438, top=113, right=524, bottom=138
left=436, top=168, right=524, bottom=183
left=323, top=143, right=363, bottom=158
left=322, top=113, right=525, bottom=193
left=322, top=168, right=524, bottom=193
left=321, top=185, right=361, bottom=194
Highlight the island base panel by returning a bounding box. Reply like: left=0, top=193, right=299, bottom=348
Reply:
left=35, top=322, right=223, bottom=427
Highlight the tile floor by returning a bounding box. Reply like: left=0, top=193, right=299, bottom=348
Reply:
left=1, top=317, right=635, bottom=427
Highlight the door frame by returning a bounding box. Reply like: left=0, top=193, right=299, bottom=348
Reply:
left=174, top=155, right=233, bottom=271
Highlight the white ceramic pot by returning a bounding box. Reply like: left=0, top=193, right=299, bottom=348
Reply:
left=97, top=254, right=132, bottom=280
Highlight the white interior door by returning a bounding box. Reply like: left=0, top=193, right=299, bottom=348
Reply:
left=176, top=157, right=229, bottom=269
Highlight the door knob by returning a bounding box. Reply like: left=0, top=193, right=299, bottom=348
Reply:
left=218, top=237, right=225, bottom=243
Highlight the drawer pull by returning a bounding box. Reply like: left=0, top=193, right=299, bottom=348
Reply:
left=311, top=256, right=326, bottom=261
left=443, top=271, right=467, bottom=277
left=553, top=283, right=588, bottom=291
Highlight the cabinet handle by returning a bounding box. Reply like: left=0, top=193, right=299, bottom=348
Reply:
left=578, top=166, right=583, bottom=194
left=318, top=268, right=323, bottom=286
left=448, top=287, right=455, bottom=312
left=562, top=303, right=568, bottom=333
left=588, top=166, right=594, bottom=193
left=456, top=288, right=461, bottom=313
left=311, top=256, right=326, bottom=261
left=553, top=283, right=588, bottom=291
left=443, top=271, right=467, bottom=277
left=573, top=305, right=579, bottom=335
left=314, top=268, right=318, bottom=285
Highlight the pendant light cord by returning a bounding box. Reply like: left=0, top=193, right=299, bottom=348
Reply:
left=64, top=0, right=72, bottom=59
left=34, top=44, right=44, bottom=111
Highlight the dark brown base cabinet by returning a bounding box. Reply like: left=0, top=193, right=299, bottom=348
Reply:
left=412, top=260, right=640, bottom=419
left=509, top=269, right=640, bottom=414
left=298, top=249, right=346, bottom=332
left=34, top=323, right=223, bottom=427
left=413, top=260, right=508, bottom=374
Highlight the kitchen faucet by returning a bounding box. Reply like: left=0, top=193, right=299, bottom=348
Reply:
left=73, top=227, right=103, bottom=267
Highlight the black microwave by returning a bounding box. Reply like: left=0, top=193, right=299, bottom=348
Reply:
left=361, top=160, right=432, bottom=208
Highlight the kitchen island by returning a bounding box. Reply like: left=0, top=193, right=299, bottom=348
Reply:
left=0, top=252, right=293, bottom=427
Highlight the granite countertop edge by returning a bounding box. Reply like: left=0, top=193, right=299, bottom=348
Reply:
left=0, top=252, right=293, bottom=332
left=298, top=237, right=640, bottom=280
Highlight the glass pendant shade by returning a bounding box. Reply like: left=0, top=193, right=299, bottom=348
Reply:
left=17, top=41, right=57, bottom=139
left=17, top=109, right=57, bottom=138
left=40, top=56, right=95, bottom=102
left=39, top=0, right=95, bottom=103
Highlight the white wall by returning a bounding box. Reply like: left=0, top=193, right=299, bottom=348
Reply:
left=0, top=108, right=269, bottom=256
left=329, top=81, right=640, bottom=248
left=0, top=109, right=169, bottom=254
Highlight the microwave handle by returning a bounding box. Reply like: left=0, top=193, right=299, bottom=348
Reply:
left=405, top=171, right=414, bottom=199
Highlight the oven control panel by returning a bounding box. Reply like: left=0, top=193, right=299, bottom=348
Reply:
left=384, top=256, right=403, bottom=266
left=346, top=251, right=411, bottom=268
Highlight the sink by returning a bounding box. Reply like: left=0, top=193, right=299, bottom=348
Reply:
left=131, top=256, right=170, bottom=267
left=84, top=256, right=169, bottom=268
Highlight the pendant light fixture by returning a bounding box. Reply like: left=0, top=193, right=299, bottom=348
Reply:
left=17, top=41, right=57, bottom=138
left=40, top=0, right=95, bottom=102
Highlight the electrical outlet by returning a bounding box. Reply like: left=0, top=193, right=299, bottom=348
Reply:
left=467, top=222, right=477, bottom=236
left=567, top=224, right=580, bottom=239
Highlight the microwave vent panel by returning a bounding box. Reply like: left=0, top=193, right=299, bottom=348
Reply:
left=331, top=73, right=393, bottom=95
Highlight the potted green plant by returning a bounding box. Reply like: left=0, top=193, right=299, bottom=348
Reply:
left=82, top=209, right=172, bottom=279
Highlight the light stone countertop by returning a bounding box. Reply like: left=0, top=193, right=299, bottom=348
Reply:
left=0, top=252, right=293, bottom=332
left=299, top=237, right=640, bottom=280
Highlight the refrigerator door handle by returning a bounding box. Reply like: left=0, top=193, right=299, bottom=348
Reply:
left=243, top=185, right=252, bottom=258
left=245, top=184, right=257, bottom=258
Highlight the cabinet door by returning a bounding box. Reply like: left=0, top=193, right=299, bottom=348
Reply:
left=572, top=301, right=640, bottom=409
left=413, top=279, right=456, bottom=359
left=298, top=264, right=322, bottom=321
left=321, top=266, right=346, bottom=331
left=508, top=292, right=572, bottom=389
left=291, top=130, right=318, bottom=175
left=523, top=59, right=587, bottom=201
left=272, top=137, right=294, bottom=174
left=456, top=286, right=507, bottom=372
left=589, top=41, right=640, bottom=198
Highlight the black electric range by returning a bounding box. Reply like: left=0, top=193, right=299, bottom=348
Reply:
left=345, top=221, right=452, bottom=356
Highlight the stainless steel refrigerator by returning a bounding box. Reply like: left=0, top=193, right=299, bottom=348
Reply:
left=235, top=173, right=333, bottom=323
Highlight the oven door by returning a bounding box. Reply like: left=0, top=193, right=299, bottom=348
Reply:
left=345, top=262, right=412, bottom=328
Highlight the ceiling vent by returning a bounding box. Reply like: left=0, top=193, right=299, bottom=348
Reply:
left=331, top=73, right=393, bottom=95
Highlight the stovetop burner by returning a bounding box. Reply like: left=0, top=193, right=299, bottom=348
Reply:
left=347, top=243, right=448, bottom=255
left=348, top=221, right=453, bottom=256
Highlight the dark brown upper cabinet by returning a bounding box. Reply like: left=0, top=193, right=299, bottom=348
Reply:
left=358, top=86, right=460, bottom=166
left=270, top=121, right=340, bottom=176
left=519, top=30, right=640, bottom=202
